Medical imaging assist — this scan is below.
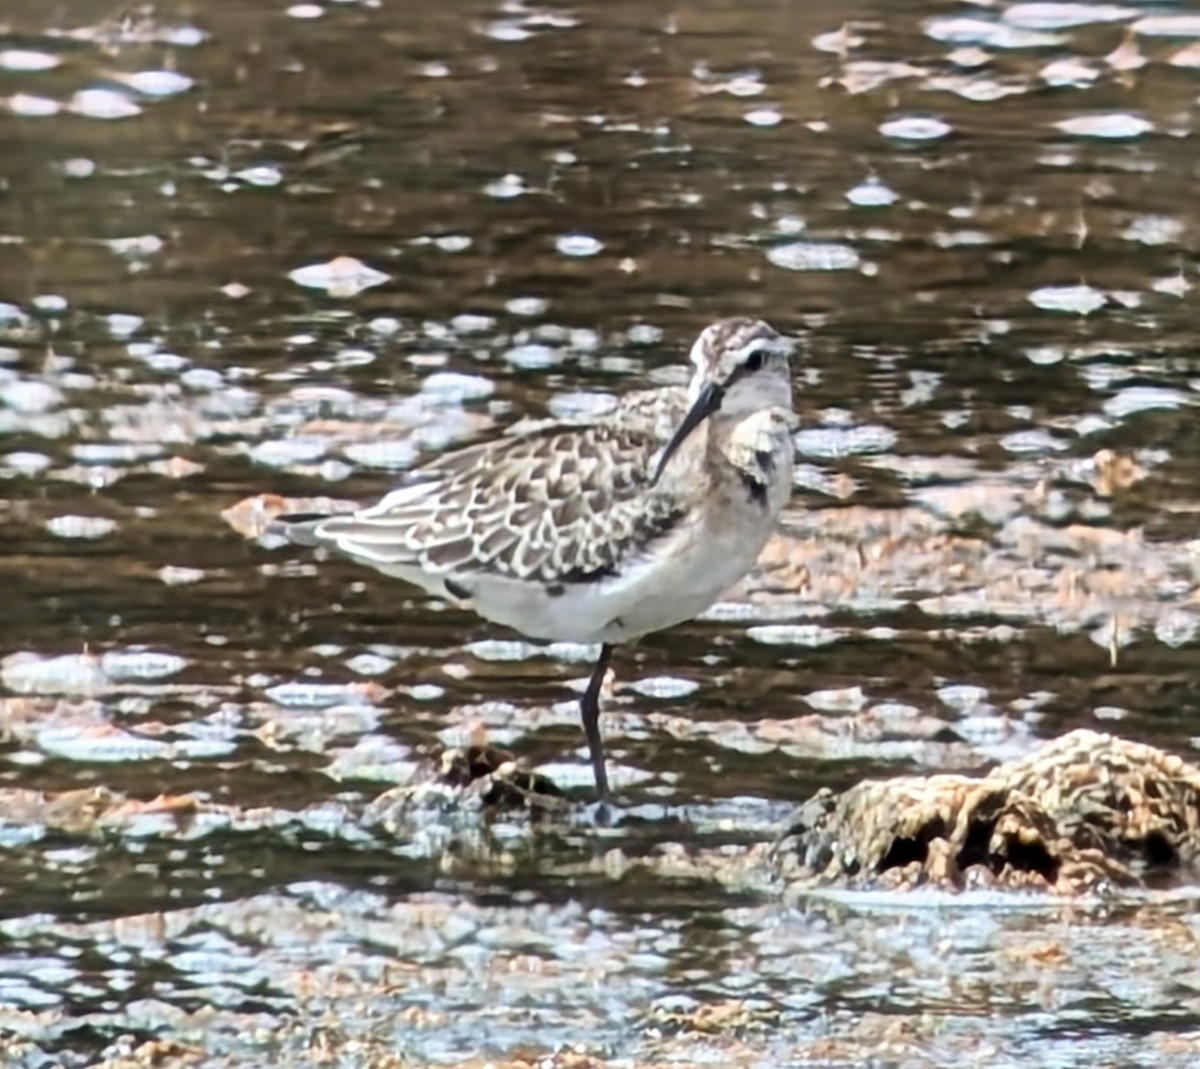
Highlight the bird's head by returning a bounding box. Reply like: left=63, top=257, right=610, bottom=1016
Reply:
left=652, top=318, right=794, bottom=484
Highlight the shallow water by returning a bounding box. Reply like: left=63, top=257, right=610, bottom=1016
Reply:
left=3, top=0, right=1200, bottom=1065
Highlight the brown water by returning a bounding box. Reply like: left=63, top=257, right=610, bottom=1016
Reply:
left=3, top=1, right=1200, bottom=1065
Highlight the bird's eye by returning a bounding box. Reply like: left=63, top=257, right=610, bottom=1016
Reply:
left=744, top=349, right=766, bottom=373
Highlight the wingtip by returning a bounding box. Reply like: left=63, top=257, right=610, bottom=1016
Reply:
left=270, top=512, right=332, bottom=546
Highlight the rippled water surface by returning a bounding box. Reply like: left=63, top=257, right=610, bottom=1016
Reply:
left=4, top=0, right=1200, bottom=1065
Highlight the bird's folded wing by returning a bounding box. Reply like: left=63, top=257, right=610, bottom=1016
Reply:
left=310, top=421, right=685, bottom=584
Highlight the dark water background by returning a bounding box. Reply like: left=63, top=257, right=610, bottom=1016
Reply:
left=3, top=1, right=1200, bottom=1065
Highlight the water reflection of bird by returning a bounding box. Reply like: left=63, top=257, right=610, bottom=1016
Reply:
left=280, top=318, right=796, bottom=801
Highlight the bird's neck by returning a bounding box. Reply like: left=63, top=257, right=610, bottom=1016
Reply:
left=708, top=408, right=794, bottom=505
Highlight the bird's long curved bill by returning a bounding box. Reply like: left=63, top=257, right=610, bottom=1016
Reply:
left=651, top=382, right=724, bottom=485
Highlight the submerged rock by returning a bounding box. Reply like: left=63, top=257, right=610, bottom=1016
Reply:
left=364, top=743, right=566, bottom=834
left=774, top=729, right=1200, bottom=895
left=0, top=744, right=561, bottom=858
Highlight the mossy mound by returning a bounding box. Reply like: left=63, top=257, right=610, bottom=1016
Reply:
left=774, top=730, right=1200, bottom=895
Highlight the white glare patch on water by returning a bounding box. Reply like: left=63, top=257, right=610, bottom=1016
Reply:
left=32, top=294, right=67, bottom=314
left=813, top=27, right=865, bottom=52
left=45, top=515, right=118, bottom=539
left=342, top=440, right=418, bottom=470
left=504, top=342, right=562, bottom=369
left=6, top=94, right=61, bottom=117
left=1081, top=364, right=1128, bottom=392
left=1025, top=345, right=1064, bottom=365
left=1102, top=386, right=1191, bottom=419
left=1155, top=610, right=1200, bottom=648
left=746, top=624, right=843, bottom=648
left=36, top=727, right=173, bottom=763
left=505, top=296, right=548, bottom=316
left=794, top=463, right=854, bottom=496
left=547, top=391, right=618, bottom=420
left=265, top=682, right=379, bottom=708
left=1055, top=113, right=1152, bottom=138
left=1, top=652, right=107, bottom=695
left=2, top=452, right=52, bottom=475
left=74, top=442, right=164, bottom=464
left=922, top=17, right=1064, bottom=48
left=566, top=327, right=600, bottom=352
left=451, top=313, right=495, bottom=333
left=235, top=166, right=283, bottom=187
left=1028, top=284, right=1107, bottom=314
left=1152, top=274, right=1190, bottom=298
left=287, top=4, right=325, bottom=17
left=1169, top=43, right=1200, bottom=67
left=1133, top=15, right=1200, bottom=36
left=344, top=653, right=395, bottom=676
left=832, top=60, right=926, bottom=95
left=1121, top=215, right=1183, bottom=245
left=483, top=20, right=532, bottom=41
left=1002, top=4, right=1137, bottom=29
left=555, top=233, right=603, bottom=257
left=628, top=676, right=700, bottom=699
left=1094, top=705, right=1128, bottom=721
left=419, top=372, right=494, bottom=403
left=114, top=70, right=194, bottom=96
left=132, top=350, right=186, bottom=373
left=744, top=106, right=782, bottom=126
left=932, top=229, right=992, bottom=248
left=331, top=347, right=373, bottom=368
left=627, top=323, right=663, bottom=345
left=158, top=24, right=208, bottom=47
left=101, top=650, right=188, bottom=680
left=68, top=88, right=142, bottom=119
left=705, top=602, right=811, bottom=628
left=484, top=173, right=527, bottom=198
left=62, top=157, right=96, bottom=177
left=0, top=50, right=61, bottom=71
left=1107, top=35, right=1147, bottom=70
left=288, top=256, right=390, bottom=297
left=546, top=642, right=601, bottom=664
left=767, top=242, right=861, bottom=271
left=159, top=565, right=204, bottom=586
left=106, top=234, right=164, bottom=258
left=1041, top=57, right=1099, bottom=86
left=719, top=74, right=766, bottom=97
left=794, top=424, right=898, bottom=457
left=936, top=683, right=990, bottom=713
left=999, top=429, right=1067, bottom=456
left=805, top=686, right=867, bottom=713
left=433, top=234, right=471, bottom=252
left=928, top=74, right=1025, bottom=102
left=248, top=438, right=329, bottom=468
left=879, top=115, right=951, bottom=140
left=367, top=316, right=401, bottom=336
left=465, top=639, right=537, bottom=662
left=1, top=379, right=62, bottom=413
left=947, top=46, right=991, bottom=67
left=846, top=177, right=898, bottom=206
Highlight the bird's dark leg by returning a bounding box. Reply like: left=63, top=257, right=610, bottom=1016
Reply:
left=580, top=642, right=615, bottom=800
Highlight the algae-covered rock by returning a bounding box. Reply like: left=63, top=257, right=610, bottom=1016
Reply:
left=774, top=729, right=1200, bottom=895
